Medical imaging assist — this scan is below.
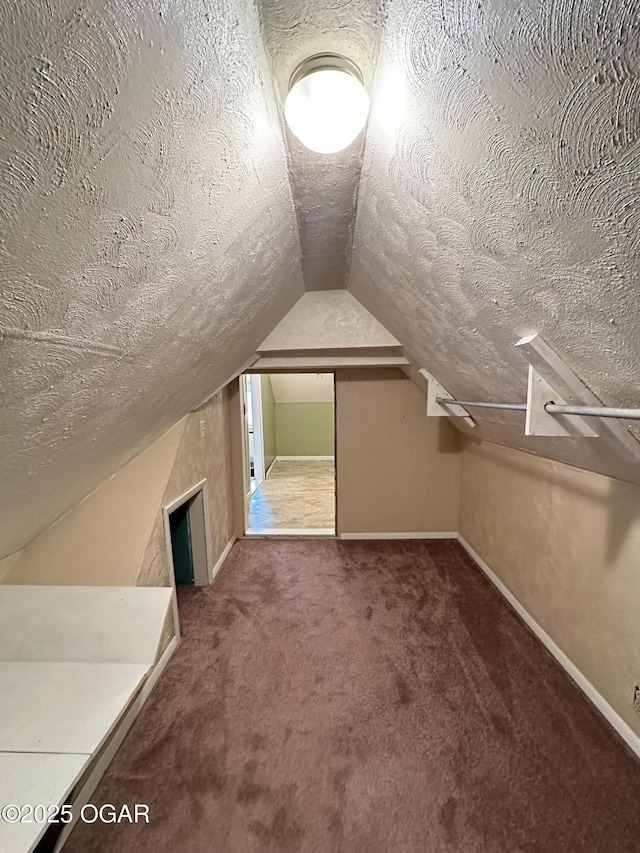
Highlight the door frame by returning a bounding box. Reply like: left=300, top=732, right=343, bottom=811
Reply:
left=163, top=480, right=213, bottom=632
left=248, top=374, right=266, bottom=483
left=242, top=374, right=266, bottom=486
left=237, top=370, right=338, bottom=536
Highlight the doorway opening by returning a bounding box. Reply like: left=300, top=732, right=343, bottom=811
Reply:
left=242, top=373, right=336, bottom=536
left=164, top=482, right=211, bottom=588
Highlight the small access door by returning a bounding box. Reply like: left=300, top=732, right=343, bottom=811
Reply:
left=169, top=502, right=194, bottom=585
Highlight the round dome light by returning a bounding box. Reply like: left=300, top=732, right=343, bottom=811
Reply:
left=284, top=55, right=369, bottom=155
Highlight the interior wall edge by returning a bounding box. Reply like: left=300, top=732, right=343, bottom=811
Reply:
left=0, top=551, right=23, bottom=582
left=193, top=354, right=261, bottom=413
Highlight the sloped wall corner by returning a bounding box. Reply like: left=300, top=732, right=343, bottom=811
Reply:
left=2, top=420, right=186, bottom=586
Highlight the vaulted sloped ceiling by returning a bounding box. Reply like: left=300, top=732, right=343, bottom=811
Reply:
left=0, top=0, right=304, bottom=557
left=350, top=0, right=640, bottom=484
left=2, top=0, right=639, bottom=558
left=258, top=0, right=383, bottom=290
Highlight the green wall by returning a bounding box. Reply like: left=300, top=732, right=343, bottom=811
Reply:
left=275, top=402, right=334, bottom=457
left=260, top=375, right=277, bottom=471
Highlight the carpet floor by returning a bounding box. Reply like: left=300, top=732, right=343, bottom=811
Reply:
left=64, top=540, right=640, bottom=852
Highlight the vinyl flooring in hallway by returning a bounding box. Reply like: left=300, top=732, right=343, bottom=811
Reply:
left=65, top=539, right=640, bottom=853
left=248, top=459, right=335, bottom=532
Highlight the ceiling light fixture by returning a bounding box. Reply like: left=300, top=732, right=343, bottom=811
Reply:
left=284, top=54, right=369, bottom=155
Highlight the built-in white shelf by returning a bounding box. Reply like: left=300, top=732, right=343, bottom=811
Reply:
left=0, top=585, right=172, bottom=664
left=0, top=753, right=90, bottom=853
left=0, top=584, right=174, bottom=853
left=0, top=662, right=149, bottom=754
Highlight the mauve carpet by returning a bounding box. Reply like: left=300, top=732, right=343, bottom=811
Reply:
left=65, top=540, right=640, bottom=852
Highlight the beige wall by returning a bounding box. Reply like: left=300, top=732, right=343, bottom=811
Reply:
left=460, top=439, right=640, bottom=738
left=335, top=369, right=460, bottom=534
left=0, top=551, right=23, bottom=582
left=3, top=422, right=186, bottom=586
left=4, top=388, right=236, bottom=591
left=138, top=388, right=235, bottom=587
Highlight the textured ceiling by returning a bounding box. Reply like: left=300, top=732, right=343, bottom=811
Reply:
left=2, top=0, right=639, bottom=558
left=0, top=0, right=304, bottom=557
left=258, top=290, right=401, bottom=352
left=258, top=0, right=383, bottom=290
left=350, top=0, right=640, bottom=484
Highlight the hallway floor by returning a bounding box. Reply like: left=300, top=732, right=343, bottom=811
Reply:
left=65, top=540, right=640, bottom=853
left=248, top=459, right=335, bottom=532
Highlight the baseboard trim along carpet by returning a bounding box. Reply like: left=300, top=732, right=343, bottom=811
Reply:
left=245, top=528, right=336, bottom=537
left=210, top=536, right=236, bottom=583
left=457, top=534, right=640, bottom=761
left=275, top=455, right=334, bottom=461
left=339, top=532, right=458, bottom=540
left=54, top=635, right=179, bottom=851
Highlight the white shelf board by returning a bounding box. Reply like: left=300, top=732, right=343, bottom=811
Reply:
left=0, top=752, right=89, bottom=853
left=0, top=586, right=172, bottom=664
left=252, top=355, right=409, bottom=369
left=0, top=662, right=148, bottom=754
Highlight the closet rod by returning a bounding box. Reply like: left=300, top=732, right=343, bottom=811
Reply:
left=435, top=397, right=526, bottom=412
left=544, top=403, right=640, bottom=421
left=435, top=397, right=640, bottom=421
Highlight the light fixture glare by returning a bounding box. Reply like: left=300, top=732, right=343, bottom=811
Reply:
left=284, top=59, right=369, bottom=155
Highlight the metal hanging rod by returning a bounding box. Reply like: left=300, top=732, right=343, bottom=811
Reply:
left=436, top=397, right=526, bottom=412
left=436, top=397, right=640, bottom=421
left=544, top=403, right=640, bottom=421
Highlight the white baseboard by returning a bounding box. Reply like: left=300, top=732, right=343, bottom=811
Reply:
left=339, top=531, right=458, bottom=540
left=210, top=536, right=236, bottom=583
left=456, top=534, right=640, bottom=761
left=275, top=455, right=334, bottom=461
left=55, top=636, right=179, bottom=851
left=245, top=528, right=335, bottom=537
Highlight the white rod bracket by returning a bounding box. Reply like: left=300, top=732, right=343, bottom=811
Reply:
left=516, top=333, right=640, bottom=460
left=525, top=365, right=598, bottom=438
left=418, top=369, right=475, bottom=428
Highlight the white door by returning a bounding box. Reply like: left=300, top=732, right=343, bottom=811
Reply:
left=246, top=374, right=265, bottom=484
